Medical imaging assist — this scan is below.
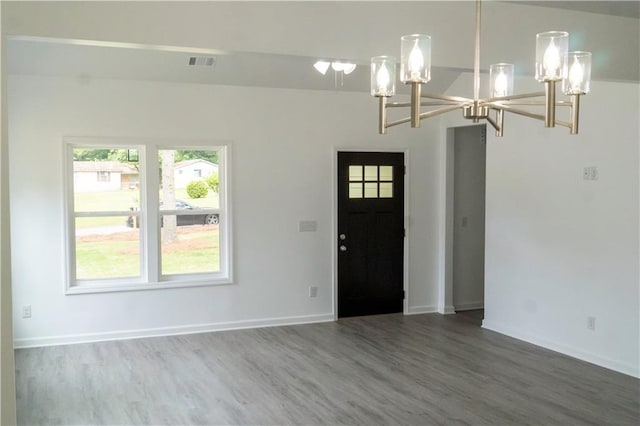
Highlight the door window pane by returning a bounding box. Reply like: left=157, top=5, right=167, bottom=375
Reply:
left=364, top=165, right=378, bottom=181
left=349, top=183, right=363, bottom=199
left=349, top=165, right=363, bottom=181
left=379, top=166, right=393, bottom=181
left=364, top=182, right=378, bottom=198
left=380, top=182, right=393, bottom=198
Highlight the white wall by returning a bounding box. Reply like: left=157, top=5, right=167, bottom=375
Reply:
left=481, top=76, right=639, bottom=377
left=8, top=74, right=442, bottom=345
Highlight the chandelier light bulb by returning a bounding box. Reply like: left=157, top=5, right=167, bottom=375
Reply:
left=400, top=34, right=431, bottom=83
left=562, top=51, right=591, bottom=95
left=536, top=31, right=568, bottom=81
left=376, top=64, right=391, bottom=93
left=494, top=72, right=508, bottom=97
left=568, top=57, right=584, bottom=91
left=408, top=41, right=424, bottom=80
left=489, top=63, right=514, bottom=98
left=543, top=40, right=560, bottom=79
left=371, top=56, right=396, bottom=97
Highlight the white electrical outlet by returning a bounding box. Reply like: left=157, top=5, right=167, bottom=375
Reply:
left=309, top=286, right=318, bottom=298
left=587, top=316, right=596, bottom=331
left=22, top=305, right=32, bottom=319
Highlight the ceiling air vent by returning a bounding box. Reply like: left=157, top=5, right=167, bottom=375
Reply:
left=188, top=56, right=215, bottom=67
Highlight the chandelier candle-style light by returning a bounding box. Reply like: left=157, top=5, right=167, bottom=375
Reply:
left=371, top=0, right=592, bottom=136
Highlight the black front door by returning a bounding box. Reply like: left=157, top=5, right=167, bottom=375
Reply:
left=337, top=151, right=405, bottom=318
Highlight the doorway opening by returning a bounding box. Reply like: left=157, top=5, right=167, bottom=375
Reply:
left=446, top=125, right=486, bottom=316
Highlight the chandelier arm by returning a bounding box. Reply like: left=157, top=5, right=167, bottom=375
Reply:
left=489, top=100, right=573, bottom=107
left=483, top=92, right=546, bottom=103
left=421, top=93, right=473, bottom=103
left=570, top=94, right=580, bottom=134
left=493, top=104, right=573, bottom=130
left=485, top=115, right=500, bottom=132
left=419, top=104, right=466, bottom=120
left=495, top=109, right=505, bottom=137
left=386, top=116, right=414, bottom=129
left=491, top=104, right=546, bottom=122
left=387, top=101, right=463, bottom=108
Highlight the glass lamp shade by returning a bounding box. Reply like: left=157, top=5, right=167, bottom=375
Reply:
left=313, top=61, right=331, bottom=75
left=535, top=31, right=569, bottom=82
left=563, top=51, right=591, bottom=95
left=371, top=56, right=397, bottom=97
left=331, top=62, right=357, bottom=75
left=489, top=63, right=514, bottom=98
left=400, top=34, right=431, bottom=84
left=341, top=63, right=357, bottom=75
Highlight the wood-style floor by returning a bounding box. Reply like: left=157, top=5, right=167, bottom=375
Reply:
left=15, top=311, right=640, bottom=425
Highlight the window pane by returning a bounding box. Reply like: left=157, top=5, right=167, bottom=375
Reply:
left=349, top=165, right=363, bottom=181
left=161, top=215, right=220, bottom=275
left=364, top=165, right=378, bottom=181
left=380, top=182, right=393, bottom=198
left=349, top=183, right=363, bottom=198
left=73, top=148, right=140, bottom=212
left=159, top=149, right=219, bottom=209
left=364, top=182, right=378, bottom=198
left=379, top=166, right=393, bottom=181
left=75, top=217, right=140, bottom=280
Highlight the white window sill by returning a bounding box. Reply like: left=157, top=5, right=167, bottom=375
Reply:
left=66, top=277, right=233, bottom=295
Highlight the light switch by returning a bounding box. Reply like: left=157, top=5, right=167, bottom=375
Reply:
left=299, top=220, right=317, bottom=232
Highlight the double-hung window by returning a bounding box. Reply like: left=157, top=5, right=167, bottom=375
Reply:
left=65, top=139, right=231, bottom=293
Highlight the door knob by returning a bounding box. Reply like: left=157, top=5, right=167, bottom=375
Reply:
left=339, top=245, right=347, bottom=252
left=339, top=234, right=346, bottom=240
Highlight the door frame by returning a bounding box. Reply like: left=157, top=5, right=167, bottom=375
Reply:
left=332, top=147, right=410, bottom=320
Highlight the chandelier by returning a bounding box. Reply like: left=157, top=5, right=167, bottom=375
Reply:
left=370, top=0, right=592, bottom=136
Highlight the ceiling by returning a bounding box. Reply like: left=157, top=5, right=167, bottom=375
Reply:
left=6, top=37, right=462, bottom=95
left=6, top=1, right=639, bottom=95
left=511, top=1, right=640, bottom=19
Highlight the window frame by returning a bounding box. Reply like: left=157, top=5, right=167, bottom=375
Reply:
left=64, top=137, right=232, bottom=295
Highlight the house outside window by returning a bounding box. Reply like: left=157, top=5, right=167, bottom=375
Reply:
left=97, top=171, right=111, bottom=182
left=65, top=139, right=231, bottom=294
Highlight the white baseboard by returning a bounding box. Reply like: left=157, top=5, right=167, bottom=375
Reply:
left=482, top=319, right=640, bottom=379
left=14, top=313, right=335, bottom=349
left=406, top=305, right=439, bottom=315
left=438, top=304, right=456, bottom=315
left=454, top=301, right=484, bottom=311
